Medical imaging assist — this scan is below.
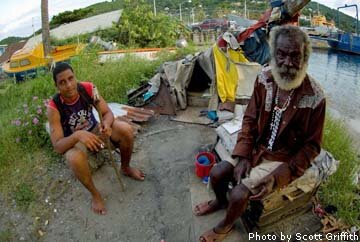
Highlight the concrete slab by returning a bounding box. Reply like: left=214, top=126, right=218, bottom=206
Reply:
left=189, top=171, right=247, bottom=242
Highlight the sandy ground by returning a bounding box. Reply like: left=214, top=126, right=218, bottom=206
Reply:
left=1, top=112, right=359, bottom=242
left=1, top=116, right=226, bottom=242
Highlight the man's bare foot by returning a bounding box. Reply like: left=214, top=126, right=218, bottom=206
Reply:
left=92, top=194, right=107, bottom=215
left=199, top=226, right=234, bottom=242
left=121, top=166, right=145, bottom=181
left=193, top=200, right=227, bottom=216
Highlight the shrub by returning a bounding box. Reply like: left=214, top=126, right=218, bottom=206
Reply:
left=320, top=116, right=360, bottom=226
left=10, top=96, right=49, bottom=147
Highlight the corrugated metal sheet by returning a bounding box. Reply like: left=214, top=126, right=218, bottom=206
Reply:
left=105, top=103, right=155, bottom=134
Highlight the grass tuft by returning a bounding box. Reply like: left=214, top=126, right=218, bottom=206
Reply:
left=14, top=183, right=35, bottom=210
left=320, top=115, right=360, bottom=226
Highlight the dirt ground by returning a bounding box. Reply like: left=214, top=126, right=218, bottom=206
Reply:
left=1, top=114, right=359, bottom=242
left=1, top=116, right=223, bottom=242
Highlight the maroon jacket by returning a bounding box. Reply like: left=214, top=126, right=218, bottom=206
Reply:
left=232, top=66, right=326, bottom=178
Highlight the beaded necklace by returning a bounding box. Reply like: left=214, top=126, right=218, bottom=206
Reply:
left=267, top=88, right=295, bottom=151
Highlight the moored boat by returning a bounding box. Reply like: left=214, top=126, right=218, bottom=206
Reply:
left=327, top=4, right=360, bottom=55
left=327, top=32, right=360, bottom=54
left=97, top=47, right=176, bottom=63
left=3, top=43, right=84, bottom=82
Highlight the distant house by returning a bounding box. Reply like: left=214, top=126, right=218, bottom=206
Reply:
left=300, top=15, right=311, bottom=21
left=0, top=45, right=7, bottom=56
left=0, top=41, right=26, bottom=73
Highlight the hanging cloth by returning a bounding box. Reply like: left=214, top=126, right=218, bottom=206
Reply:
left=213, top=44, right=248, bottom=103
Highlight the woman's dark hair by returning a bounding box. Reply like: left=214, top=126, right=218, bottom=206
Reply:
left=52, top=62, right=73, bottom=83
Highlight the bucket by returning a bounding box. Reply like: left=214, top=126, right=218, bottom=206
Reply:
left=195, top=151, right=216, bottom=178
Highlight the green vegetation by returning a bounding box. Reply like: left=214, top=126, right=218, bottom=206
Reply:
left=0, top=229, right=14, bottom=242
left=0, top=36, right=27, bottom=45
left=116, top=0, right=188, bottom=48
left=303, top=2, right=360, bottom=33
left=81, top=0, right=123, bottom=17
left=320, top=117, right=360, bottom=226
left=0, top=45, right=191, bottom=213
left=0, top=45, right=359, bottom=228
left=14, top=183, right=36, bottom=209
left=2, top=1, right=360, bottom=45
left=0, top=0, right=359, bottom=231
left=51, top=0, right=189, bottom=48
left=50, top=8, right=94, bottom=28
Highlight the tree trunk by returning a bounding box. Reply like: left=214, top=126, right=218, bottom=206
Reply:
left=41, top=0, right=51, bottom=58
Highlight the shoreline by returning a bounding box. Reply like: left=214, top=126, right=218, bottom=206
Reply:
left=328, top=107, right=360, bottom=154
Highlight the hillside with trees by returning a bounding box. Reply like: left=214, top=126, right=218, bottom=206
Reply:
left=0, top=36, right=27, bottom=45
left=1, top=0, right=359, bottom=45
left=303, top=2, right=359, bottom=33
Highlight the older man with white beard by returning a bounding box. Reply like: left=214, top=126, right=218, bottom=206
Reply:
left=193, top=25, right=326, bottom=242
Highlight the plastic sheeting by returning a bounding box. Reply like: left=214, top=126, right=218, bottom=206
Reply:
left=290, top=149, right=339, bottom=193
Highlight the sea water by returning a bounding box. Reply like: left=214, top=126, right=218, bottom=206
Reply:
left=308, top=49, right=360, bottom=122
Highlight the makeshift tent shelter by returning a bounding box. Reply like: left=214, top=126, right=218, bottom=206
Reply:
left=128, top=0, right=311, bottom=118
left=128, top=45, right=261, bottom=118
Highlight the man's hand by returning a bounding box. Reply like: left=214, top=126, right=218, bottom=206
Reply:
left=100, top=122, right=112, bottom=137
left=75, top=130, right=104, bottom=152
left=233, top=158, right=251, bottom=184
left=249, top=162, right=291, bottom=200
left=249, top=176, right=275, bottom=200
left=289, top=159, right=306, bottom=177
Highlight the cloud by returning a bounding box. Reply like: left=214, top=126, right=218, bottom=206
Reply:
left=0, top=0, right=41, bottom=39
left=0, top=0, right=110, bottom=40
left=316, top=0, right=359, bottom=17
left=1, top=9, right=40, bottom=38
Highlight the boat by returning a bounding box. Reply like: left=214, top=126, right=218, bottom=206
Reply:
left=3, top=43, right=84, bottom=82
left=97, top=47, right=176, bottom=63
left=327, top=4, right=360, bottom=55
left=306, top=12, right=338, bottom=37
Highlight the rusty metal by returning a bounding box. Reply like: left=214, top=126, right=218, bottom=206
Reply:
left=116, top=105, right=155, bottom=123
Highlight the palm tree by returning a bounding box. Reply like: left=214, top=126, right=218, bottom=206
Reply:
left=41, top=0, right=51, bottom=58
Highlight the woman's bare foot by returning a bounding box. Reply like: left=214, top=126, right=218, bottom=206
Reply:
left=193, top=200, right=227, bottom=216
left=92, top=194, right=107, bottom=215
left=121, top=166, right=145, bottom=181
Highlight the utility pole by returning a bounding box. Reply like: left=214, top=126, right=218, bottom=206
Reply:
left=244, top=0, right=247, bottom=19
left=153, top=0, right=157, bottom=16
left=180, top=3, right=183, bottom=21
left=41, top=0, right=51, bottom=59
left=180, top=0, right=192, bottom=22
left=192, top=8, right=195, bottom=24
left=32, top=17, right=36, bottom=38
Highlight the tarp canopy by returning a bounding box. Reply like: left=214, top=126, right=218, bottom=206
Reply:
left=128, top=45, right=261, bottom=115
left=128, top=0, right=311, bottom=116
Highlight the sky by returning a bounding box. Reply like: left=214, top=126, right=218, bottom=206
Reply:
left=0, top=0, right=359, bottom=41
left=0, top=0, right=110, bottom=41
left=315, top=0, right=359, bottom=17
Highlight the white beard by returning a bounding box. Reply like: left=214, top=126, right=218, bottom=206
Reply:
left=270, top=60, right=308, bottom=91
